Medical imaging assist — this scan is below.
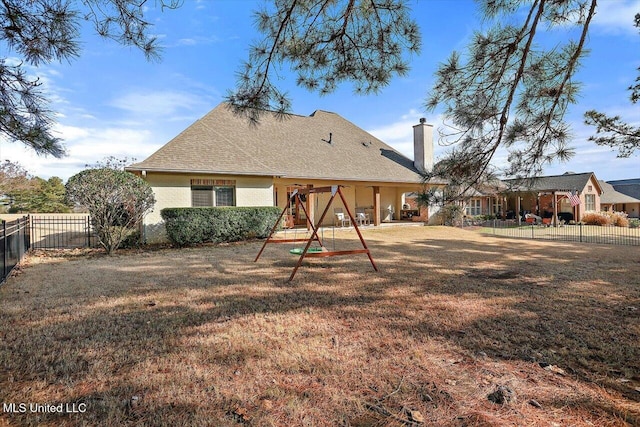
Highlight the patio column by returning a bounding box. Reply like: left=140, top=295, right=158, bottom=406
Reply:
left=552, top=191, right=558, bottom=227
left=502, top=196, right=507, bottom=219
left=516, top=196, right=521, bottom=225
left=306, top=184, right=314, bottom=230
left=395, top=190, right=403, bottom=221
left=373, top=186, right=381, bottom=226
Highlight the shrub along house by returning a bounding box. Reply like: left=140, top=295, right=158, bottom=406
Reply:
left=126, top=103, right=444, bottom=242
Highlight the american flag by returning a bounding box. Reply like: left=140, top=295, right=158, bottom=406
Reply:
left=568, top=191, right=581, bottom=207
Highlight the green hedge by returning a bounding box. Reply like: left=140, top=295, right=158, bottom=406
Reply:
left=161, top=206, right=281, bottom=246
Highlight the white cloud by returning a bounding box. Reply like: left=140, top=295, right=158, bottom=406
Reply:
left=592, top=0, right=640, bottom=35
left=53, top=124, right=90, bottom=141
left=163, top=35, right=221, bottom=48
left=109, top=90, right=210, bottom=117
left=1, top=84, right=222, bottom=181
left=1, top=124, right=162, bottom=181
left=177, top=38, right=197, bottom=46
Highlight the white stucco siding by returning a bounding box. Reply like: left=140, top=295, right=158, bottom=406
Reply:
left=235, top=177, right=274, bottom=206
left=140, top=173, right=275, bottom=243
left=143, top=174, right=192, bottom=234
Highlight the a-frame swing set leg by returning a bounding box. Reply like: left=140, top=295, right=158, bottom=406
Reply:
left=255, top=185, right=378, bottom=281
left=288, top=185, right=378, bottom=281
left=335, top=186, right=379, bottom=273
left=254, top=189, right=323, bottom=263
left=254, top=195, right=291, bottom=262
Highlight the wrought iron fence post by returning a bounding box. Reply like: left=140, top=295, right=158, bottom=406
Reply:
left=26, top=215, right=31, bottom=251
left=86, top=216, right=91, bottom=247
left=2, top=220, right=6, bottom=280
left=31, top=215, right=37, bottom=250
left=579, top=223, right=583, bottom=243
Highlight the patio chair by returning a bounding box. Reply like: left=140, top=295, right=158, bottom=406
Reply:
left=334, top=208, right=351, bottom=227
left=283, top=214, right=295, bottom=229
left=355, top=207, right=370, bottom=226
left=525, top=213, right=542, bottom=225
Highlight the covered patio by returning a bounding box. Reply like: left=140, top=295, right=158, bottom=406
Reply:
left=273, top=179, right=438, bottom=229
left=504, top=190, right=578, bottom=226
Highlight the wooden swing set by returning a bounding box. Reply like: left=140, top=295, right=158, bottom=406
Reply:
left=254, top=185, right=378, bottom=281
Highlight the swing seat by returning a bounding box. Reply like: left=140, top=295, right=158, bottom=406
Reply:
left=289, top=247, right=324, bottom=255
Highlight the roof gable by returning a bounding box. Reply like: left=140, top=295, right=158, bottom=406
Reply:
left=128, top=103, right=425, bottom=184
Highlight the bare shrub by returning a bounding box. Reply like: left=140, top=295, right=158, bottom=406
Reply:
left=581, top=212, right=610, bottom=226
left=608, top=211, right=630, bottom=227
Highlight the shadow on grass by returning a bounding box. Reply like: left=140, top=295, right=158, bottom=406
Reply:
left=1, top=228, right=638, bottom=425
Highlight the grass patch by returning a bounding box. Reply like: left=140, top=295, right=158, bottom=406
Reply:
left=1, top=226, right=638, bottom=426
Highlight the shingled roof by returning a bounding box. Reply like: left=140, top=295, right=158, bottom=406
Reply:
left=607, top=178, right=640, bottom=200
left=503, top=172, right=602, bottom=193
left=599, top=180, right=640, bottom=204
left=128, top=103, right=431, bottom=184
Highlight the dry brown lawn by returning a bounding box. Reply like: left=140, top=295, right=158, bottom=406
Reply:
left=0, top=225, right=638, bottom=426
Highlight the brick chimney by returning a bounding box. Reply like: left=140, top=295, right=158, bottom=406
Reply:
left=413, top=118, right=433, bottom=173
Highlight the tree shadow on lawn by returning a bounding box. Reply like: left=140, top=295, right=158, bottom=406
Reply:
left=368, top=236, right=640, bottom=406
left=0, top=279, right=380, bottom=424
left=1, top=230, right=639, bottom=425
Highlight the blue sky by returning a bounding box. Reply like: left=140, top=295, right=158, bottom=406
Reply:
left=3, top=0, right=639, bottom=182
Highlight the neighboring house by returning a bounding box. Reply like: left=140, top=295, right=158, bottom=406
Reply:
left=601, top=179, right=640, bottom=218
left=459, top=180, right=508, bottom=218
left=461, top=172, right=604, bottom=223
left=126, top=103, right=444, bottom=242
left=501, top=172, right=603, bottom=223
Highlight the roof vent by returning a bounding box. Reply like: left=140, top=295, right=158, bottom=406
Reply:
left=362, top=141, right=371, bottom=147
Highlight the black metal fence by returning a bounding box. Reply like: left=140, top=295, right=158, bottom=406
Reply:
left=30, top=215, right=97, bottom=249
left=1, top=216, right=30, bottom=284
left=477, top=219, right=640, bottom=246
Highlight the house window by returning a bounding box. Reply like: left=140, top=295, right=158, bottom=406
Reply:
left=585, top=194, right=595, bottom=211
left=190, top=179, right=236, bottom=207
left=466, top=199, right=481, bottom=216
left=492, top=199, right=503, bottom=215
left=192, top=186, right=214, bottom=207
left=215, top=186, right=235, bottom=206
left=588, top=185, right=593, bottom=192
